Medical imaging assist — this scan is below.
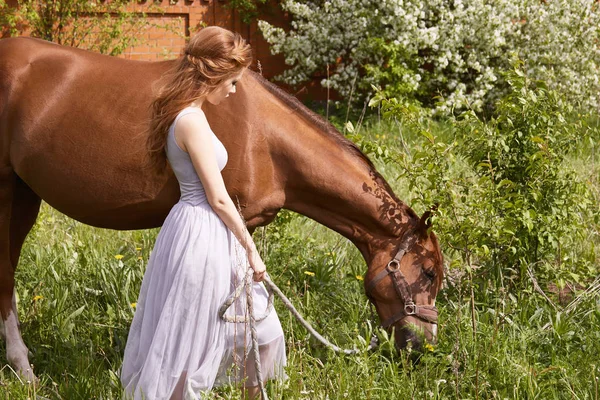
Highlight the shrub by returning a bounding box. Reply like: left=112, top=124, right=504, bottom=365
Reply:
left=367, top=61, right=597, bottom=289
left=259, top=0, right=600, bottom=114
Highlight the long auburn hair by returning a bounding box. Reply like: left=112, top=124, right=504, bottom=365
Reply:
left=146, top=26, right=252, bottom=173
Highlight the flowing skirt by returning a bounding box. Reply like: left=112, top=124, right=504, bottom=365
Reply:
left=120, top=201, right=287, bottom=400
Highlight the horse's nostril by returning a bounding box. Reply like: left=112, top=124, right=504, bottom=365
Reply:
left=396, top=328, right=424, bottom=352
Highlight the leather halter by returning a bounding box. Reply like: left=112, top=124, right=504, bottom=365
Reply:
left=365, top=230, right=438, bottom=328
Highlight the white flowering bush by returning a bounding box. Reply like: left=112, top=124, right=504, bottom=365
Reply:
left=258, top=0, right=600, bottom=113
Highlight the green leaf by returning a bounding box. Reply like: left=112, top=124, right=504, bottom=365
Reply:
left=65, top=305, right=86, bottom=323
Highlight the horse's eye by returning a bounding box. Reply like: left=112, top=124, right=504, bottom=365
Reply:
left=423, top=268, right=436, bottom=280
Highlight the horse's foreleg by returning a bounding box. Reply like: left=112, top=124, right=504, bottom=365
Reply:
left=0, top=170, right=40, bottom=383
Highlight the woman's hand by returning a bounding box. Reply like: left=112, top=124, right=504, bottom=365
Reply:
left=248, top=250, right=266, bottom=282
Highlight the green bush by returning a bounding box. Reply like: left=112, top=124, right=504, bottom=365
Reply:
left=368, top=60, right=598, bottom=290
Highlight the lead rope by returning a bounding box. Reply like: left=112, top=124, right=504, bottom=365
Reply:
left=219, top=267, right=270, bottom=400
left=219, top=268, right=378, bottom=400
left=262, top=274, right=378, bottom=355
left=245, top=268, right=268, bottom=400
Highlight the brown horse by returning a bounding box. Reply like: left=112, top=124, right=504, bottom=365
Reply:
left=0, top=37, right=444, bottom=381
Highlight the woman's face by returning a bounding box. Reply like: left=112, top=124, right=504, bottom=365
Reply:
left=206, top=69, right=246, bottom=106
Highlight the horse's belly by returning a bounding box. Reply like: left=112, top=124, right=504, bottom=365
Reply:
left=13, top=148, right=178, bottom=230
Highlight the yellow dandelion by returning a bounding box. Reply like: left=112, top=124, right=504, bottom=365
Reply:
left=356, top=275, right=364, bottom=281
left=304, top=271, right=315, bottom=276
left=135, top=247, right=142, bottom=251
left=130, top=302, right=137, bottom=308
left=33, top=295, right=44, bottom=302
left=138, top=256, right=143, bottom=261
left=114, top=254, right=124, bottom=260
left=425, top=343, right=435, bottom=352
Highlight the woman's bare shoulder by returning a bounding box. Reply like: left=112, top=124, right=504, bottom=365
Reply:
left=176, top=109, right=213, bottom=136
left=174, top=108, right=212, bottom=152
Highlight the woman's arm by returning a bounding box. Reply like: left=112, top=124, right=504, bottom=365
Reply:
left=175, top=111, right=266, bottom=281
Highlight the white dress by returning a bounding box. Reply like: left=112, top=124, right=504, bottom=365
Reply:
left=120, top=107, right=287, bottom=400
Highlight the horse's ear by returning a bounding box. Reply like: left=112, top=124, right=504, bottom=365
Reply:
left=419, top=204, right=438, bottom=232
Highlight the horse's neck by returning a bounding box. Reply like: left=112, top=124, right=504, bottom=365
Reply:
left=279, top=119, right=415, bottom=261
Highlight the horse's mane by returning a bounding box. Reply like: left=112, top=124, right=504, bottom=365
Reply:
left=250, top=71, right=375, bottom=170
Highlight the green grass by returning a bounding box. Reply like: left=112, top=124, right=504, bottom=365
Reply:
left=1, top=116, right=599, bottom=399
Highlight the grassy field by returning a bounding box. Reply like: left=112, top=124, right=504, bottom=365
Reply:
left=1, top=116, right=599, bottom=399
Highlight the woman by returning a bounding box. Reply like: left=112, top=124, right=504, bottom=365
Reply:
left=121, top=26, right=287, bottom=400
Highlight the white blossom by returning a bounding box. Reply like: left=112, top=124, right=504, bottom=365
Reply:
left=259, top=0, right=600, bottom=112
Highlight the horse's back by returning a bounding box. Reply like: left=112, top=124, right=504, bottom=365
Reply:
left=0, top=37, right=54, bottom=74
left=0, top=37, right=108, bottom=95
left=0, top=38, right=47, bottom=123
left=0, top=36, right=169, bottom=108
left=0, top=38, right=178, bottom=227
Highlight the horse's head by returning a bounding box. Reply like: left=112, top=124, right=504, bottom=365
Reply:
left=365, top=210, right=444, bottom=353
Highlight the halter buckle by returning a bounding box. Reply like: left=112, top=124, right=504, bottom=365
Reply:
left=386, top=259, right=400, bottom=271
left=404, top=302, right=417, bottom=315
